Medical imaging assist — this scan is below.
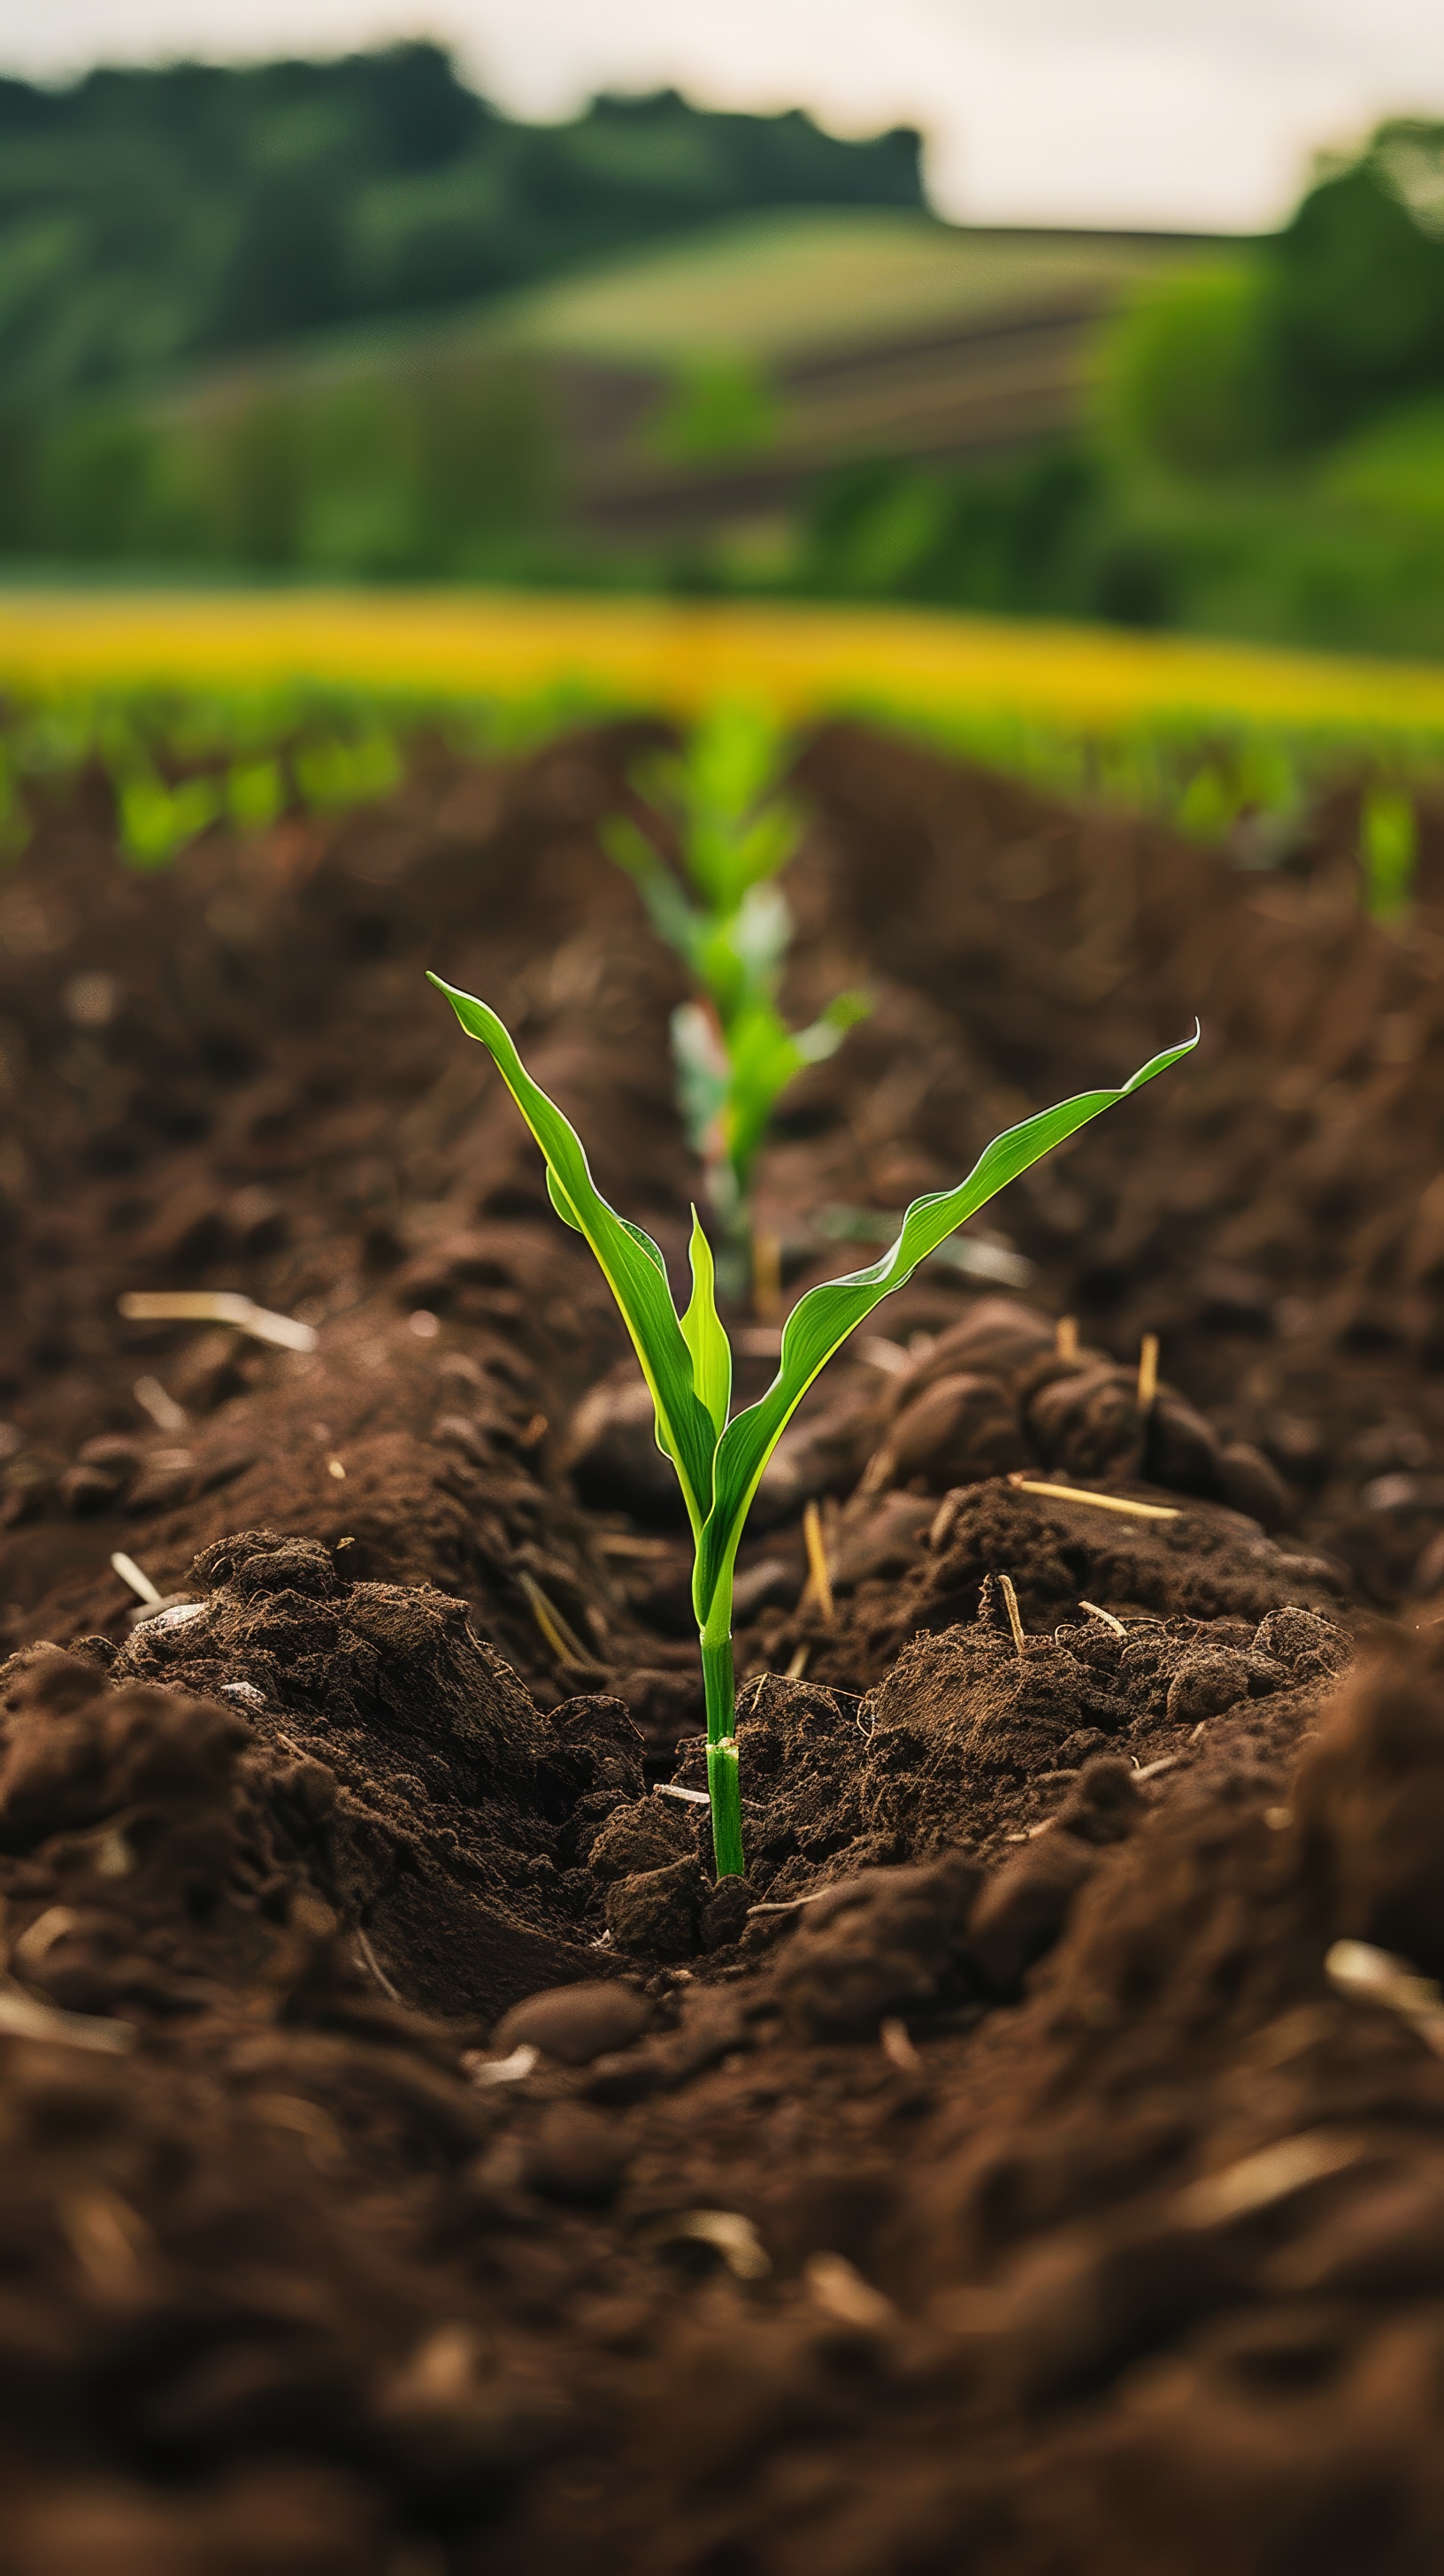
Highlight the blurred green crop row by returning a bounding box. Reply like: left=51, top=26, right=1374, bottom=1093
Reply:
left=0, top=672, right=1436, bottom=926
left=0, top=678, right=601, bottom=867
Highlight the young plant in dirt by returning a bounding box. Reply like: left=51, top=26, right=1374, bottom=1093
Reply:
left=431, top=969, right=1197, bottom=1880
left=603, top=702, right=869, bottom=1294
left=1360, top=778, right=1417, bottom=923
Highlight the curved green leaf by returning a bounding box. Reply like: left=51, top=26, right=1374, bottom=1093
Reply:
left=428, top=973, right=718, bottom=1530
left=692, top=1027, right=1200, bottom=1631
left=680, top=1211, right=731, bottom=1436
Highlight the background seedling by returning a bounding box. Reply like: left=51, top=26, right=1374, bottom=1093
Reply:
left=1361, top=779, right=1418, bottom=922
left=603, top=702, right=869, bottom=1295
left=430, top=970, right=1197, bottom=1878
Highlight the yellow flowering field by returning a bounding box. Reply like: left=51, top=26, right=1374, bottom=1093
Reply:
left=4, top=586, right=1444, bottom=738
left=3, top=587, right=1442, bottom=893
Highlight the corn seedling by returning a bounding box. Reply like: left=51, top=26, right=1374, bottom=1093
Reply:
left=0, top=683, right=419, bottom=870
left=1361, top=780, right=1417, bottom=922
left=603, top=703, right=868, bottom=1293
left=113, top=763, right=223, bottom=870
left=0, top=738, right=24, bottom=861
left=430, top=969, right=1196, bottom=1877
left=291, top=726, right=401, bottom=814
left=225, top=755, right=287, bottom=833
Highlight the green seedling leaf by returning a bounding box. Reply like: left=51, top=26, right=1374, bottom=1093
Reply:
left=115, top=766, right=221, bottom=869
left=0, top=740, right=25, bottom=860
left=603, top=702, right=845, bottom=1273
left=227, top=755, right=286, bottom=832
left=293, top=730, right=401, bottom=814
left=690, top=1026, right=1201, bottom=1636
left=689, top=793, right=802, bottom=913
left=429, top=973, right=718, bottom=1530
left=1362, top=781, right=1417, bottom=923
left=681, top=1212, right=732, bottom=1436
left=719, top=995, right=810, bottom=1194
left=793, top=988, right=872, bottom=1066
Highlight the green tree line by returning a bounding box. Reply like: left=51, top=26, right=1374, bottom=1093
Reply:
left=795, top=123, right=1444, bottom=653
left=0, top=46, right=923, bottom=406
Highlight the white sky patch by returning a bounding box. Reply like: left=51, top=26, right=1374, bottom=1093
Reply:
left=7, top=0, right=1444, bottom=230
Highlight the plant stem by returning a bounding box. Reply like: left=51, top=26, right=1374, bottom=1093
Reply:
left=701, top=1629, right=745, bottom=1878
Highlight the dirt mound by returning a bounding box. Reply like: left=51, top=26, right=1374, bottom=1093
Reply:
left=534, top=1627, right=1444, bottom=2576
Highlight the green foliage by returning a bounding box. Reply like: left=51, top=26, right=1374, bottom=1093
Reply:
left=1099, top=128, right=1444, bottom=486
left=0, top=48, right=922, bottom=575
left=603, top=703, right=869, bottom=1270
left=0, top=681, right=430, bottom=870
left=792, top=445, right=1182, bottom=632
left=5, top=678, right=1441, bottom=894
left=649, top=354, right=778, bottom=464
left=292, top=728, right=401, bottom=812
left=777, top=125, right=1444, bottom=651
left=1266, top=136, right=1444, bottom=444
left=6, top=347, right=566, bottom=578
left=1100, top=264, right=1280, bottom=477
left=1322, top=395, right=1444, bottom=522
left=800, top=446, right=1106, bottom=610
left=225, top=755, right=286, bottom=832
left=1361, top=780, right=1418, bottom=920
left=0, top=737, right=24, bottom=860
left=0, top=50, right=923, bottom=418
left=112, top=763, right=222, bottom=870
left=430, top=970, right=1198, bottom=1875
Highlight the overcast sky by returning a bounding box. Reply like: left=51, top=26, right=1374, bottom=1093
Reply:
left=7, top=0, right=1444, bottom=230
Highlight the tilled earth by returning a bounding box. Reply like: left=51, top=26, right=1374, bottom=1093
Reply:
left=2, top=723, right=1444, bottom=2572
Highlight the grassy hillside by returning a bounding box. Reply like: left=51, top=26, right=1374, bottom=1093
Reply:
left=0, top=49, right=924, bottom=408
left=508, top=209, right=1169, bottom=365
left=2, top=206, right=1187, bottom=584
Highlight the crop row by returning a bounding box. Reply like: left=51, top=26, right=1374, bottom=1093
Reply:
left=1, top=592, right=1441, bottom=907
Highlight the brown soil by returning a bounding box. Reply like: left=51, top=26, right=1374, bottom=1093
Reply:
left=1, top=721, right=1443, bottom=2572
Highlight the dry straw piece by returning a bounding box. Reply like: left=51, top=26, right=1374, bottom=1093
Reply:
left=879, top=2016, right=924, bottom=2074
left=804, top=2250, right=897, bottom=2331
left=111, top=1551, right=162, bottom=1606
left=1174, top=2132, right=1371, bottom=2228
left=802, top=1498, right=835, bottom=1622
left=1008, top=1476, right=1180, bottom=1522
left=133, top=1373, right=187, bottom=1431
left=516, top=1571, right=601, bottom=1675
left=751, top=1231, right=783, bottom=1323
left=0, top=1981, right=134, bottom=2054
left=118, top=1290, right=318, bottom=1352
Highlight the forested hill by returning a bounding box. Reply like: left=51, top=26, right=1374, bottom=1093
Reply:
left=0, top=45, right=925, bottom=405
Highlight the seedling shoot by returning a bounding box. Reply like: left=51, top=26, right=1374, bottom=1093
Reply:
left=429, top=970, right=1197, bottom=1879
left=603, top=703, right=868, bottom=1293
